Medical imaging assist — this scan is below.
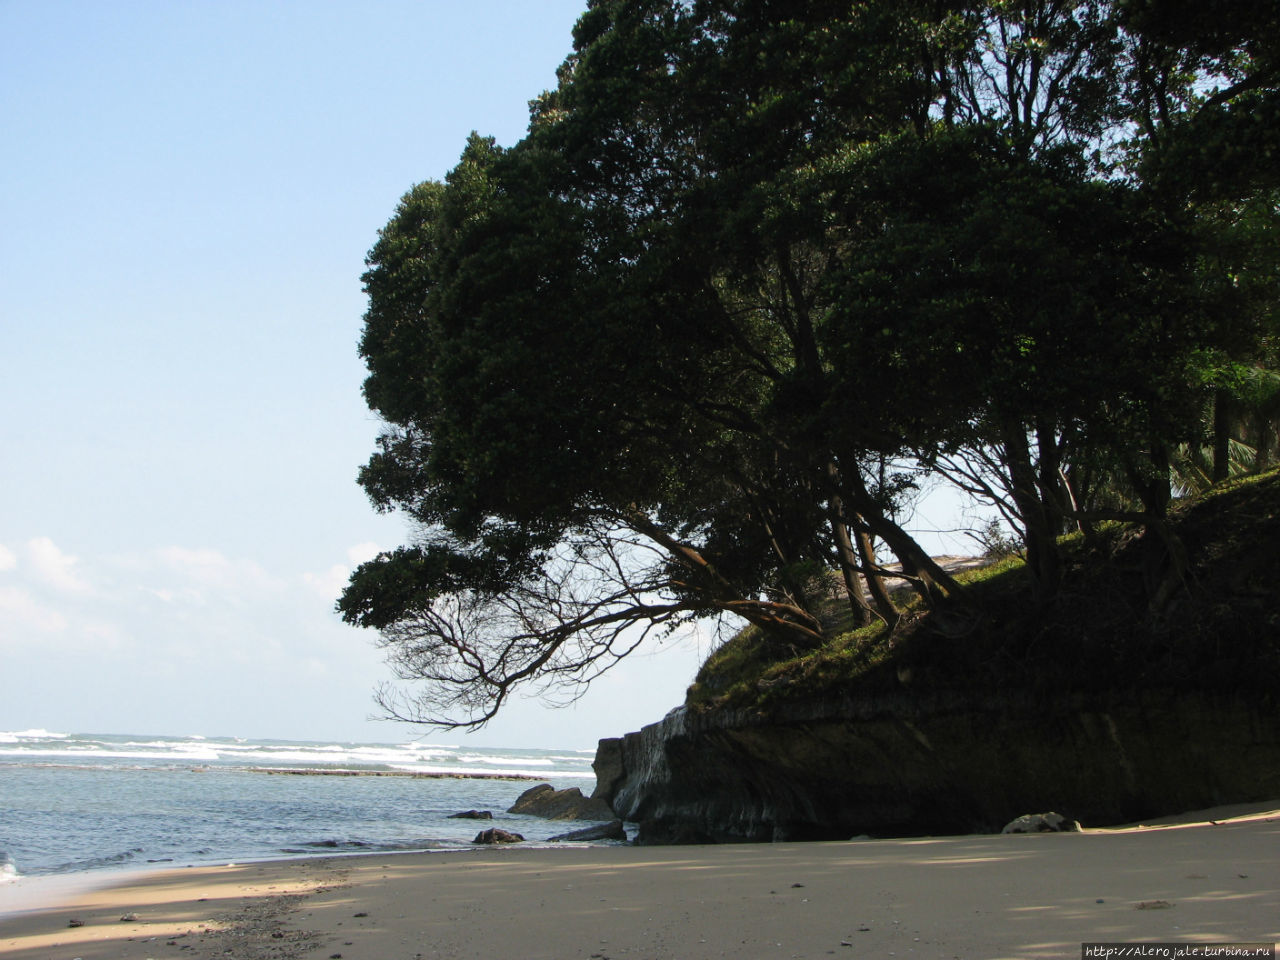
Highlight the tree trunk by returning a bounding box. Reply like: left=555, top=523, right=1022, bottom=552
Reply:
left=854, top=523, right=900, bottom=627
left=828, top=499, right=872, bottom=630
left=1212, top=388, right=1233, bottom=483
left=1126, top=443, right=1187, bottom=613
left=840, top=464, right=960, bottom=606
left=823, top=459, right=897, bottom=624
left=622, top=507, right=826, bottom=648
left=1254, top=413, right=1274, bottom=471
left=1002, top=422, right=1061, bottom=598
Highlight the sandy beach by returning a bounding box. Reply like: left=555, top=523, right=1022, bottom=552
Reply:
left=2, top=804, right=1277, bottom=960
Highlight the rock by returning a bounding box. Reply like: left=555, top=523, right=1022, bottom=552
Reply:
left=547, top=820, right=627, bottom=842
left=472, top=828, right=525, bottom=844
left=448, top=810, right=493, bottom=820
left=603, top=690, right=1280, bottom=844
left=119, top=913, right=139, bottom=922
left=1001, top=812, right=1082, bottom=834
left=507, top=783, right=615, bottom=821
left=591, top=738, right=625, bottom=803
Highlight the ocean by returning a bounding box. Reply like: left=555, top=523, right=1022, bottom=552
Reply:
left=0, top=729, right=607, bottom=893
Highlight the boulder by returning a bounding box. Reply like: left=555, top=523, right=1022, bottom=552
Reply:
left=1001, top=812, right=1082, bottom=834
left=603, top=691, right=1267, bottom=844
left=507, top=783, right=615, bottom=821
left=547, top=820, right=628, bottom=843
left=448, top=810, right=493, bottom=820
left=591, top=737, right=625, bottom=802
left=472, top=828, right=525, bottom=844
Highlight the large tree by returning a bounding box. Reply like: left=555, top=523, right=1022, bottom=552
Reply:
left=344, top=0, right=1276, bottom=726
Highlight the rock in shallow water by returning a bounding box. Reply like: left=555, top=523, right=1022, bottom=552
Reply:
left=591, top=738, right=625, bottom=801
left=507, top=783, right=615, bottom=821
left=547, top=820, right=627, bottom=842
left=472, top=828, right=525, bottom=844
left=1001, top=812, right=1082, bottom=834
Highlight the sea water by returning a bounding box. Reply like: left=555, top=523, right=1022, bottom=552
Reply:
left=0, top=729, right=606, bottom=888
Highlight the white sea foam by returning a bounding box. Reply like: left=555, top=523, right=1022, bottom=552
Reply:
left=0, top=729, right=69, bottom=741
left=0, top=731, right=596, bottom=777
left=384, top=763, right=593, bottom=779
left=0, top=870, right=145, bottom=922
left=459, top=756, right=554, bottom=767
left=0, top=745, right=222, bottom=762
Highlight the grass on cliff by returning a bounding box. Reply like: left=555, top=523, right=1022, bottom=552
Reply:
left=687, top=469, right=1280, bottom=714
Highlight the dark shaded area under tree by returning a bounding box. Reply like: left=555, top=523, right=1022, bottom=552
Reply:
left=595, top=472, right=1280, bottom=842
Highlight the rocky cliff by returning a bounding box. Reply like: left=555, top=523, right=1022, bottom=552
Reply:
left=592, top=472, right=1280, bottom=844
left=592, top=689, right=1280, bottom=844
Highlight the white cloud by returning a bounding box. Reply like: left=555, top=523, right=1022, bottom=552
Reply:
left=27, top=537, right=92, bottom=594
left=302, top=543, right=381, bottom=602
left=303, top=563, right=350, bottom=601
left=158, top=545, right=233, bottom=581
left=0, top=544, right=16, bottom=572
left=155, top=546, right=280, bottom=604
left=0, top=584, right=68, bottom=635
left=80, top=621, right=129, bottom=653
left=346, top=542, right=381, bottom=566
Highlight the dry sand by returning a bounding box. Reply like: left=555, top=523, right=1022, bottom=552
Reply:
left=2, top=804, right=1277, bottom=960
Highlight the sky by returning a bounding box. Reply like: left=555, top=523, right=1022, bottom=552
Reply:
left=0, top=1, right=982, bottom=750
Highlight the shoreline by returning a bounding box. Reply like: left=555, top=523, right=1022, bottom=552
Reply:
left=2, top=803, right=1277, bottom=960
left=250, top=767, right=551, bottom=779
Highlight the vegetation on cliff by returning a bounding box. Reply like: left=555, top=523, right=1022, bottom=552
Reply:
left=690, top=469, right=1280, bottom=712
left=342, top=0, right=1279, bottom=728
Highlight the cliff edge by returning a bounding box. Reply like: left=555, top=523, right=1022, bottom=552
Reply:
left=593, top=472, right=1280, bottom=843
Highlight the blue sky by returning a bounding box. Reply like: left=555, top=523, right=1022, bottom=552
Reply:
left=1, top=1, right=978, bottom=749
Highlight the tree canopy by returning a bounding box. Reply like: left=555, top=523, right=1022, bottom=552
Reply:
left=342, top=0, right=1280, bottom=727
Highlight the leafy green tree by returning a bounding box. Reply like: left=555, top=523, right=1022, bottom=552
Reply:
left=814, top=128, right=1208, bottom=593
left=1116, top=0, right=1280, bottom=494
left=344, top=0, right=1279, bottom=725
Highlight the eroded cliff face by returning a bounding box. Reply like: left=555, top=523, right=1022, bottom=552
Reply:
left=591, top=690, right=1280, bottom=844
